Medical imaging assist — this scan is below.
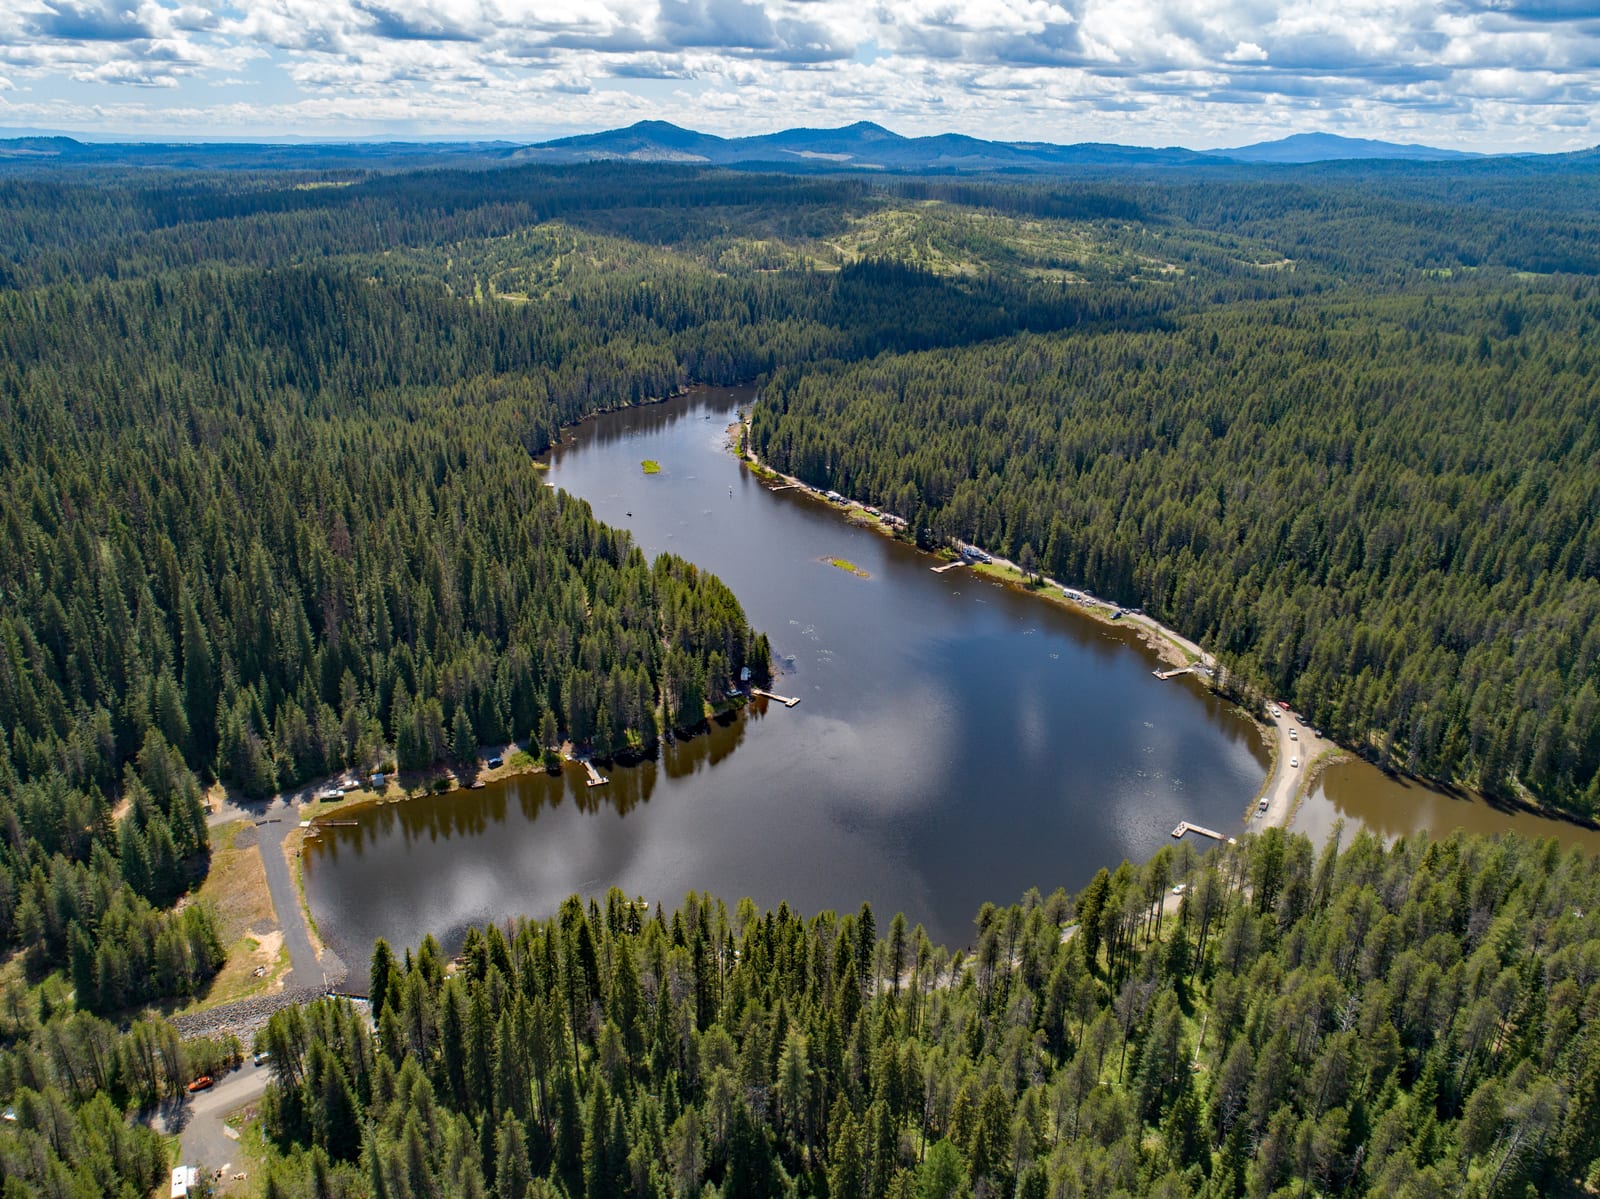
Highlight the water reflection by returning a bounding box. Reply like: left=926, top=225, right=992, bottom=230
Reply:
left=1290, top=758, right=1600, bottom=853
left=303, top=386, right=1271, bottom=980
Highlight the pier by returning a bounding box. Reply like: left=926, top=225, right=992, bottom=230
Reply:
left=751, top=687, right=801, bottom=707
left=1172, top=821, right=1237, bottom=844
left=581, top=759, right=609, bottom=788
left=930, top=561, right=965, bottom=574
left=1153, top=665, right=1195, bottom=680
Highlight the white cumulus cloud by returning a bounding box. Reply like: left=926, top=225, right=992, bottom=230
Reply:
left=0, top=0, right=1595, bottom=149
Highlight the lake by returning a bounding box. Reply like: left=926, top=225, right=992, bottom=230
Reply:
left=303, top=384, right=1595, bottom=978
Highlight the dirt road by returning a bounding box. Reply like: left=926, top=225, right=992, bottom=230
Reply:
left=1250, top=704, right=1333, bottom=830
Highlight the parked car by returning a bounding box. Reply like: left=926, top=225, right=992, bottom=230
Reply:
left=486, top=756, right=503, bottom=769
left=253, top=1051, right=272, bottom=1067
left=1289, top=757, right=1299, bottom=769
left=186, top=1076, right=214, bottom=1093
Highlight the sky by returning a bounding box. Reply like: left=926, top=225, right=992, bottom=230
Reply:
left=2, top=0, right=1599, bottom=151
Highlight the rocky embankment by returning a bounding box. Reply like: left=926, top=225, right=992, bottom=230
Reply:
left=170, top=977, right=349, bottom=1040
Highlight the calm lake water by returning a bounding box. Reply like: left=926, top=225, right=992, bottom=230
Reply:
left=304, top=386, right=1271, bottom=972
left=1289, top=758, right=1600, bottom=853
left=302, top=385, right=1600, bottom=978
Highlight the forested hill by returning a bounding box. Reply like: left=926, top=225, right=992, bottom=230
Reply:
left=753, top=286, right=1600, bottom=815
left=234, top=827, right=1600, bottom=1199
left=3, top=157, right=1600, bottom=1017
left=0, top=165, right=1154, bottom=1013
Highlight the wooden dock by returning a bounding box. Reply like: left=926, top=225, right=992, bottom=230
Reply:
left=931, top=561, right=965, bottom=574
left=767, top=484, right=796, bottom=492
left=581, top=759, right=608, bottom=788
left=751, top=687, right=800, bottom=708
left=1172, top=821, right=1236, bottom=844
left=1153, top=665, right=1195, bottom=680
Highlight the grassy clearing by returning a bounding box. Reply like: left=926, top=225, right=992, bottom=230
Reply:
left=641, top=459, right=661, bottom=474
left=197, top=935, right=290, bottom=1010
left=228, top=1108, right=273, bottom=1191
left=177, top=820, right=286, bottom=1012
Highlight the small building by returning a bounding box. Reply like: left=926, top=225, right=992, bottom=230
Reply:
left=171, top=1167, right=200, bottom=1198
left=370, top=772, right=386, bottom=789
left=1062, top=588, right=1085, bottom=601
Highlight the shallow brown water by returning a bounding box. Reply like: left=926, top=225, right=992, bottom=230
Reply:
left=1289, top=758, right=1600, bottom=852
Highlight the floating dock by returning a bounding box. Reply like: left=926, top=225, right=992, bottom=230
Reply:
left=751, top=687, right=800, bottom=707
left=931, top=561, right=965, bottom=574
left=581, top=760, right=609, bottom=788
left=1172, top=821, right=1237, bottom=844
left=1153, top=665, right=1195, bottom=680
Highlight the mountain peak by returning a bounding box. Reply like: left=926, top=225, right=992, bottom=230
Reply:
left=1218, top=131, right=1478, bottom=163
left=520, top=121, right=1493, bottom=172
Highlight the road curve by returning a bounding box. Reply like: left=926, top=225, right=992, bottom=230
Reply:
left=156, top=1059, right=273, bottom=1189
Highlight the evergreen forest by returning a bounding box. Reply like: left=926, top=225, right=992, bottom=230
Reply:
left=0, top=150, right=1599, bottom=1197
left=751, top=284, right=1600, bottom=812
left=235, top=827, right=1600, bottom=1199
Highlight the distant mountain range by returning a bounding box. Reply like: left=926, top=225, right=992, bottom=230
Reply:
left=514, top=121, right=1483, bottom=170
left=3, top=122, right=1590, bottom=174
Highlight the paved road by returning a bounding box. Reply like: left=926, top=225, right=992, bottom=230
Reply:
left=207, top=784, right=346, bottom=994
left=253, top=796, right=341, bottom=993
left=1250, top=704, right=1334, bottom=830
left=154, top=1059, right=273, bottom=1188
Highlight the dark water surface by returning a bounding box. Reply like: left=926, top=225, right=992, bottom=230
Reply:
left=303, top=386, right=1279, bottom=971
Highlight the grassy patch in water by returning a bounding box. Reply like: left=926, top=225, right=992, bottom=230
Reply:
left=825, top=557, right=870, bottom=578
left=641, top=459, right=661, bottom=474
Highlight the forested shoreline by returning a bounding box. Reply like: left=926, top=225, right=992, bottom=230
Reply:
left=1, top=156, right=1599, bottom=1198
left=235, top=827, right=1600, bottom=1199
left=752, top=284, right=1600, bottom=815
